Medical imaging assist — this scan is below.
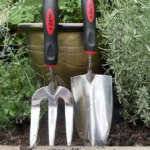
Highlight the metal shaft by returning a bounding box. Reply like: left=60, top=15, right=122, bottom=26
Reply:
left=86, top=54, right=95, bottom=83
left=88, top=55, right=92, bottom=72
left=49, top=68, right=56, bottom=94
left=49, top=68, right=55, bottom=81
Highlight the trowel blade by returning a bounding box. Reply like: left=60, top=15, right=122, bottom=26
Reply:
left=71, top=74, right=113, bottom=146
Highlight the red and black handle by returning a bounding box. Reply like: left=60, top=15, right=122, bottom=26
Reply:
left=43, top=0, right=58, bottom=68
left=81, top=0, right=96, bottom=55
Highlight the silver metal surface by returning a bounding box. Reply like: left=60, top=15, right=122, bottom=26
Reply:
left=71, top=74, right=112, bottom=146
left=55, top=86, right=74, bottom=146
left=49, top=68, right=56, bottom=93
left=86, top=55, right=95, bottom=83
left=30, top=86, right=74, bottom=148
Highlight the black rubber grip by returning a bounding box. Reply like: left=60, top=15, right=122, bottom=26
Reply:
left=81, top=0, right=96, bottom=54
left=43, top=0, right=58, bottom=67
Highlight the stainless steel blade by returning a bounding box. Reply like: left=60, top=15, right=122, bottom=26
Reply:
left=71, top=74, right=112, bottom=146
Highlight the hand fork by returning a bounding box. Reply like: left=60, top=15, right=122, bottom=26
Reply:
left=29, top=0, right=74, bottom=148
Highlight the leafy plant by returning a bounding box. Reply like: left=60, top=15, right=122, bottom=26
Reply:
left=8, top=1, right=42, bottom=24
left=59, top=0, right=82, bottom=23
left=98, top=0, right=150, bottom=126
left=7, top=0, right=82, bottom=24
left=0, top=0, right=12, bottom=25
left=0, top=0, right=83, bottom=50
left=0, top=49, right=40, bottom=129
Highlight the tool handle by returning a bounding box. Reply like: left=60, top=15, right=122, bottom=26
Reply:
left=82, top=0, right=96, bottom=55
left=43, top=0, right=58, bottom=68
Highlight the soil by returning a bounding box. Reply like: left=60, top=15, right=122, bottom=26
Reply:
left=0, top=99, right=150, bottom=149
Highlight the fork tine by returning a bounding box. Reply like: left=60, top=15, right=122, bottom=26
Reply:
left=65, top=104, right=74, bottom=146
left=30, top=86, right=53, bottom=147
left=48, top=100, right=57, bottom=146
left=30, top=104, right=40, bottom=147
left=55, top=86, right=74, bottom=146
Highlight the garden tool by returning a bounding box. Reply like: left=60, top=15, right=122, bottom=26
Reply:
left=30, top=0, right=74, bottom=148
left=71, top=0, right=113, bottom=146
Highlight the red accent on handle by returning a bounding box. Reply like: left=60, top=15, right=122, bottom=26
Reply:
left=86, top=0, right=95, bottom=23
left=84, top=51, right=96, bottom=55
left=45, top=64, right=57, bottom=68
left=46, top=8, right=55, bottom=35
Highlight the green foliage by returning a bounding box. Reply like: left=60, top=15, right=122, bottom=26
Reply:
left=23, top=0, right=42, bottom=6
left=7, top=0, right=82, bottom=24
left=0, top=0, right=12, bottom=25
left=9, top=1, right=42, bottom=24
left=98, top=0, right=150, bottom=126
left=59, top=0, right=82, bottom=23
left=4, top=33, right=25, bottom=46
left=0, top=49, right=40, bottom=129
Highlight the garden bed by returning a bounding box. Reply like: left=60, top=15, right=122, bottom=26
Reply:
left=1, top=1, right=150, bottom=149
left=0, top=100, right=150, bottom=149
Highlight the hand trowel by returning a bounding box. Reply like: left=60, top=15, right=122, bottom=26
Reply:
left=71, top=0, right=113, bottom=146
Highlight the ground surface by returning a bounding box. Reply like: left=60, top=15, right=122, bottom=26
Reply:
left=0, top=100, right=150, bottom=149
